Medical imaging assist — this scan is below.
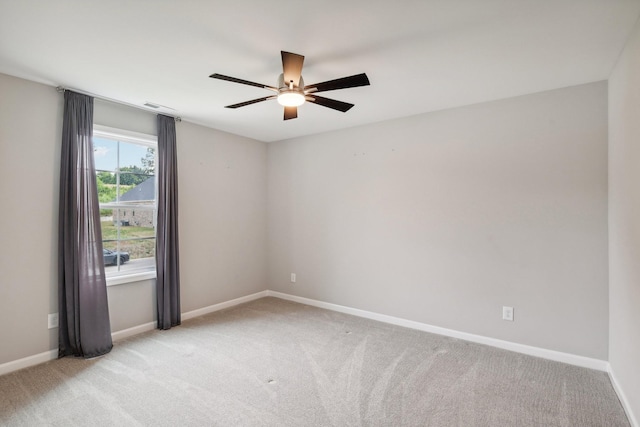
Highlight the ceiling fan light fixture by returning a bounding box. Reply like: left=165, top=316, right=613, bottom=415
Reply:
left=210, top=51, right=370, bottom=120
left=277, top=91, right=305, bottom=107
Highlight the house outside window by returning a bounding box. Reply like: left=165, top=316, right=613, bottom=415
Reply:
left=93, top=125, right=157, bottom=281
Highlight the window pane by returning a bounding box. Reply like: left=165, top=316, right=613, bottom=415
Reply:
left=96, top=169, right=117, bottom=209
left=118, top=170, right=152, bottom=186
left=101, top=208, right=156, bottom=274
left=103, top=240, right=156, bottom=275
left=93, top=137, right=118, bottom=172
left=119, top=142, right=154, bottom=171
left=100, top=211, right=116, bottom=234
left=120, top=238, right=156, bottom=262
left=118, top=175, right=155, bottom=203
left=108, top=208, right=155, bottom=235
left=104, top=237, right=155, bottom=275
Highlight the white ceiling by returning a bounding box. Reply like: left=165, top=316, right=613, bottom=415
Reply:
left=1, top=1, right=639, bottom=142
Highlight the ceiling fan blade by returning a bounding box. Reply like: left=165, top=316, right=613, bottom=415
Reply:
left=225, top=96, right=276, bottom=109
left=284, top=106, right=298, bottom=120
left=210, top=73, right=277, bottom=91
left=307, top=95, right=354, bottom=112
left=281, top=51, right=305, bottom=87
left=305, top=73, right=370, bottom=93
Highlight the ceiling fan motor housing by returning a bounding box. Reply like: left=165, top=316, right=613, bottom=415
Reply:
left=278, top=73, right=304, bottom=90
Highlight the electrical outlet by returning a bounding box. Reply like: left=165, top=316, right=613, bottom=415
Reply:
left=290, top=273, right=296, bottom=283
left=502, top=306, right=514, bottom=321
left=48, top=313, right=59, bottom=329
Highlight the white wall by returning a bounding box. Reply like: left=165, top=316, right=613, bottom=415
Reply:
left=608, top=17, right=640, bottom=425
left=268, top=82, right=609, bottom=360
left=0, top=73, right=267, bottom=365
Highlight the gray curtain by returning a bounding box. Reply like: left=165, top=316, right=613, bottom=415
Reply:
left=156, top=114, right=181, bottom=329
left=58, top=91, right=113, bottom=358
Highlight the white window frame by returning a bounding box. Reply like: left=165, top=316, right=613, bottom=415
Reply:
left=94, top=124, right=158, bottom=286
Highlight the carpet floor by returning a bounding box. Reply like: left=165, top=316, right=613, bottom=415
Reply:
left=0, top=297, right=629, bottom=426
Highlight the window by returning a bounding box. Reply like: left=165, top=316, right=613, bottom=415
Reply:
left=93, top=125, right=157, bottom=282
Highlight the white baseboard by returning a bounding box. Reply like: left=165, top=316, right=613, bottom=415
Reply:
left=182, top=290, right=269, bottom=321
left=0, top=290, right=269, bottom=377
left=609, top=366, right=639, bottom=427
left=0, top=323, right=160, bottom=376
left=112, top=290, right=269, bottom=340
left=266, top=290, right=609, bottom=372
left=0, top=349, right=58, bottom=377
left=0, top=290, right=613, bottom=379
left=111, top=321, right=157, bottom=342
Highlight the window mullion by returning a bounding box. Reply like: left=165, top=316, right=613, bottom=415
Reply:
left=116, top=140, right=121, bottom=269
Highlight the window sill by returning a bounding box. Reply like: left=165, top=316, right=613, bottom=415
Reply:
left=106, top=271, right=156, bottom=287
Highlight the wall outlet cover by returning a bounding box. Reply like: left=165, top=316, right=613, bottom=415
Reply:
left=48, top=313, right=59, bottom=329
left=502, top=306, right=514, bottom=321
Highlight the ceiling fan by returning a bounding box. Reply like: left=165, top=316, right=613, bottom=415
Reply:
left=210, top=51, right=370, bottom=120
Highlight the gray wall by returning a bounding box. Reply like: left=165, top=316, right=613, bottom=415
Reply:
left=0, top=73, right=267, bottom=365
left=267, top=82, right=609, bottom=360
left=0, top=74, right=62, bottom=364
left=0, top=71, right=614, bottom=370
left=609, top=16, right=640, bottom=423
left=177, top=121, right=267, bottom=311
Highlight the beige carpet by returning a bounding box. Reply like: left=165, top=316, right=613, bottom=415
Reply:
left=0, top=297, right=629, bottom=426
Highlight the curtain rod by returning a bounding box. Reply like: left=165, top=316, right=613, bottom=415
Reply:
left=56, top=86, right=182, bottom=122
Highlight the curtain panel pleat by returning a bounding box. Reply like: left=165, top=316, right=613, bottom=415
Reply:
left=156, top=114, right=181, bottom=330
left=58, top=91, right=113, bottom=358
